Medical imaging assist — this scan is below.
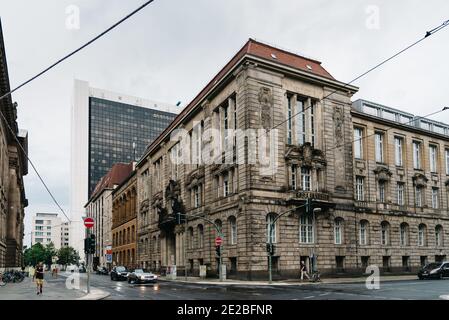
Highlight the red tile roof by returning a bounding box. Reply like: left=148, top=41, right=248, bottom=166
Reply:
left=141, top=39, right=335, bottom=160
left=89, top=162, right=134, bottom=201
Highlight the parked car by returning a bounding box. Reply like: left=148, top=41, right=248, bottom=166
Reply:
left=66, top=265, right=78, bottom=273
left=111, top=266, right=128, bottom=281
left=78, top=265, right=87, bottom=273
left=96, top=267, right=109, bottom=275
left=127, top=269, right=158, bottom=284
left=418, top=262, right=449, bottom=280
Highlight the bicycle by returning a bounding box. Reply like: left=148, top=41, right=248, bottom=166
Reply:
left=311, top=271, right=321, bottom=283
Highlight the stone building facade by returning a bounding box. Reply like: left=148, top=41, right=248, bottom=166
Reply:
left=111, top=170, right=137, bottom=269
left=135, top=39, right=448, bottom=279
left=0, top=20, right=28, bottom=270
left=85, top=162, right=133, bottom=270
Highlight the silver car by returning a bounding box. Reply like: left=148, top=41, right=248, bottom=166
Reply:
left=127, top=269, right=158, bottom=284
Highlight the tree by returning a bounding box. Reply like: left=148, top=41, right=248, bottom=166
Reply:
left=23, top=243, right=46, bottom=266
left=44, top=242, right=58, bottom=267
left=57, top=247, right=80, bottom=267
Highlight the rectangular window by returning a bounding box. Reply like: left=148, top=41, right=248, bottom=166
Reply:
left=413, top=141, right=421, bottom=169
left=296, top=99, right=305, bottom=145
left=301, top=167, right=311, bottom=191
left=287, top=98, right=293, bottom=144
left=300, top=215, right=314, bottom=244
left=223, top=174, right=229, bottom=197
left=397, top=183, right=405, bottom=206
left=432, top=188, right=439, bottom=209
left=375, top=133, right=384, bottom=163
left=430, top=145, right=437, bottom=172
left=193, top=186, right=200, bottom=208
left=354, top=128, right=363, bottom=159
left=334, top=220, right=342, bottom=245
left=378, top=181, right=386, bottom=203
left=446, top=149, right=449, bottom=175
left=356, top=177, right=365, bottom=201
left=415, top=186, right=423, bottom=207
left=310, top=102, right=315, bottom=147
left=394, top=137, right=403, bottom=166
left=291, top=164, right=298, bottom=190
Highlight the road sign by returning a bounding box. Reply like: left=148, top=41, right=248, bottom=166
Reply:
left=84, top=217, right=94, bottom=228
left=106, top=254, right=112, bottom=263
left=215, top=237, right=222, bottom=246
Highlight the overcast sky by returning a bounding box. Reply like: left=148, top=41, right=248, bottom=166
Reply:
left=0, top=0, right=448, bottom=247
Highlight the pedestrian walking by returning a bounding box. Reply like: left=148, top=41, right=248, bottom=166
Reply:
left=29, top=265, right=35, bottom=281
left=300, top=261, right=310, bottom=281
left=35, top=262, right=44, bottom=295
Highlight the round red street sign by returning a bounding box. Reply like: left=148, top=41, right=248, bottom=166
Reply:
left=215, top=237, right=222, bottom=246
left=84, top=217, right=94, bottom=229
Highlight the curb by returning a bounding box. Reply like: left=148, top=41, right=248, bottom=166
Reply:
left=77, top=287, right=110, bottom=300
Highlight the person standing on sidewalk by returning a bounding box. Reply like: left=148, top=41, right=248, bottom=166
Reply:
left=300, top=261, right=310, bottom=281
left=35, top=262, right=44, bottom=295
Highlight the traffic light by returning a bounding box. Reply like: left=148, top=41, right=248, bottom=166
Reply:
left=215, top=245, right=221, bottom=257
left=89, top=234, right=96, bottom=254
left=266, top=243, right=275, bottom=256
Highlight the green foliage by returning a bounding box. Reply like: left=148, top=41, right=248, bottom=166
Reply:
left=23, top=243, right=79, bottom=267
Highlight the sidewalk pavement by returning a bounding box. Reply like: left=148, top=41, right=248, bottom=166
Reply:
left=0, top=275, right=85, bottom=300
left=158, top=274, right=418, bottom=286
left=0, top=272, right=110, bottom=300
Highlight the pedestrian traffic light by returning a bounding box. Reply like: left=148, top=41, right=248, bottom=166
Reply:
left=215, top=245, right=221, bottom=257
left=84, top=238, right=90, bottom=254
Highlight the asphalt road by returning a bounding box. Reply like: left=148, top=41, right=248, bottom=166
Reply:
left=72, top=273, right=449, bottom=300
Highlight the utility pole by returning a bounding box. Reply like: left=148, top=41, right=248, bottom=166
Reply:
left=86, top=228, right=91, bottom=294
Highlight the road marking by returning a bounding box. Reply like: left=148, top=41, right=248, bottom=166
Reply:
left=304, top=296, right=315, bottom=299
left=440, top=295, right=449, bottom=300
left=319, top=293, right=330, bottom=296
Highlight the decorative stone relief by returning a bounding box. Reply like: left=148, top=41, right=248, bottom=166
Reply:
left=258, top=87, right=273, bottom=129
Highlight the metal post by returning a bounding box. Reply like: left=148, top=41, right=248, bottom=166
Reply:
left=184, top=218, right=187, bottom=281
left=86, top=229, right=91, bottom=294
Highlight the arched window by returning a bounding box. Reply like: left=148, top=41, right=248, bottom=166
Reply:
left=266, top=213, right=278, bottom=244
left=228, top=216, right=237, bottom=245
left=381, top=221, right=390, bottom=246
left=418, top=224, right=427, bottom=247
left=300, top=214, right=314, bottom=244
left=400, top=223, right=409, bottom=246
left=334, top=218, right=343, bottom=245
left=198, top=224, right=204, bottom=248
left=359, top=220, right=369, bottom=245
left=152, top=236, right=157, bottom=252
left=131, top=226, right=135, bottom=242
left=127, top=227, right=131, bottom=244
left=119, top=231, right=122, bottom=246
left=145, top=238, right=148, bottom=253
left=435, top=225, right=443, bottom=247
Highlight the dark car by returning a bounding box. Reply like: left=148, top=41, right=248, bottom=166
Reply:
left=111, top=266, right=128, bottom=281
left=418, top=262, right=449, bottom=280
left=78, top=265, right=86, bottom=273
left=127, top=269, right=158, bottom=284
left=96, top=267, right=109, bottom=275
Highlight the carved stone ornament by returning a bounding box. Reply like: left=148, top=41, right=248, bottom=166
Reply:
left=412, top=173, right=428, bottom=187
left=373, top=166, right=393, bottom=182
left=333, top=106, right=344, bottom=143
left=258, top=87, right=273, bottom=129
left=285, top=142, right=327, bottom=167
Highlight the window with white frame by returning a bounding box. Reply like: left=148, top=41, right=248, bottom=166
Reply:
left=334, top=218, right=343, bottom=245
left=375, top=132, right=384, bottom=163
left=170, top=143, right=180, bottom=179
left=193, top=185, right=201, bottom=208
left=432, top=188, right=439, bottom=209
left=291, top=164, right=298, bottom=190
left=418, top=224, right=426, bottom=247
left=356, top=176, right=365, bottom=201
left=354, top=127, right=363, bottom=159
left=394, top=137, right=403, bottom=166
left=310, top=102, right=315, bottom=147
left=229, top=216, right=237, bottom=245
left=413, top=141, right=421, bottom=169
left=223, top=173, right=230, bottom=197
left=430, top=145, right=437, bottom=172
left=415, top=186, right=423, bottom=207
left=198, top=225, right=204, bottom=248
left=300, top=215, right=314, bottom=244
left=359, top=220, right=368, bottom=245
left=296, top=99, right=306, bottom=145
left=397, top=182, right=405, bottom=206
left=266, top=213, right=277, bottom=244
left=301, top=167, right=311, bottom=191
left=400, top=223, right=408, bottom=246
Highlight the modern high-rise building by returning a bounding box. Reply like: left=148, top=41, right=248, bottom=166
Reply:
left=31, top=213, right=69, bottom=250
left=70, top=80, right=178, bottom=260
